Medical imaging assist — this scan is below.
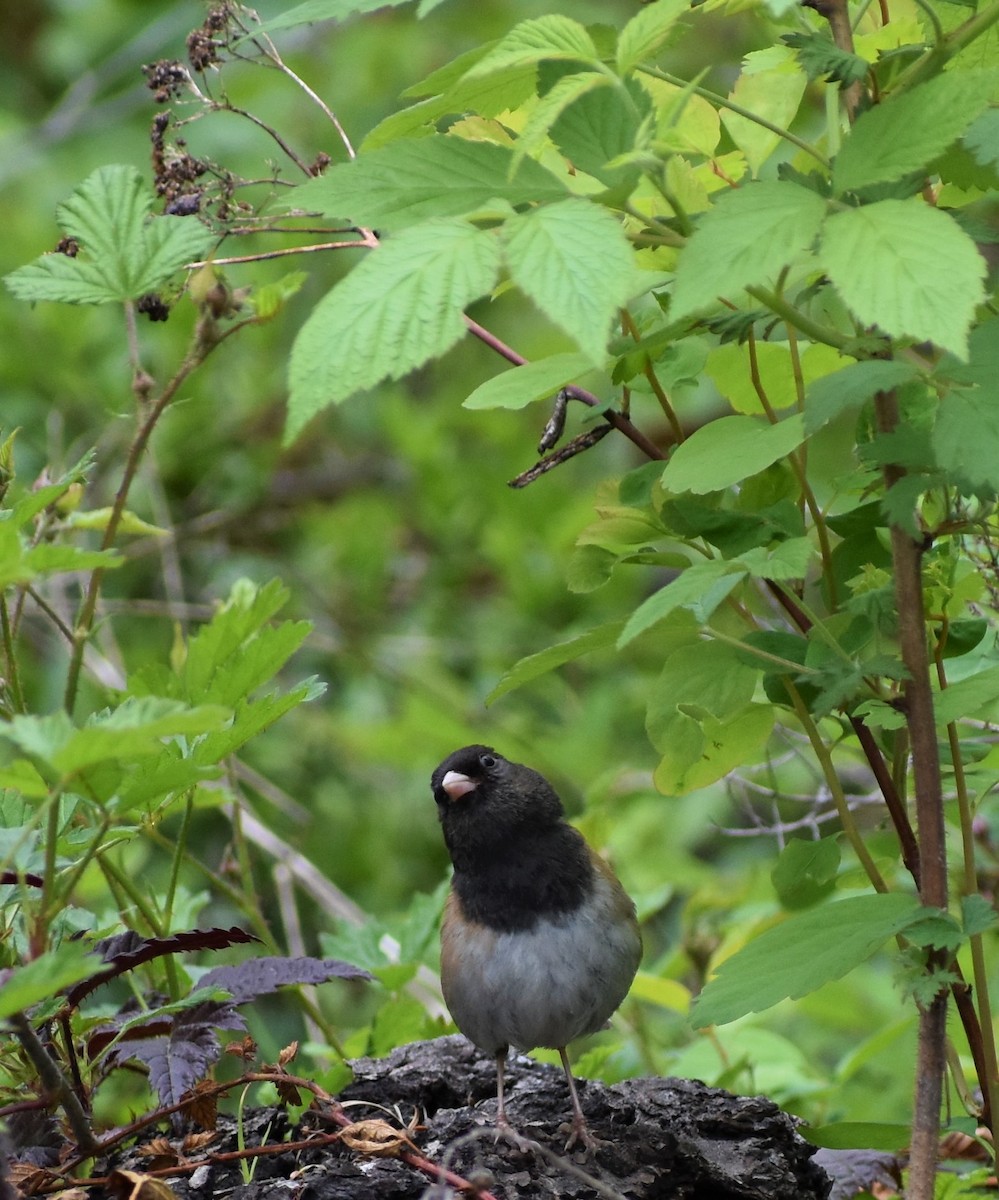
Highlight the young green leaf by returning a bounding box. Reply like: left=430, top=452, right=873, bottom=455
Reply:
left=5, top=165, right=213, bottom=306
left=833, top=69, right=999, bottom=193
left=661, top=414, right=806, bottom=493
left=616, top=0, right=692, bottom=74
left=804, top=359, right=919, bottom=433
left=720, top=50, right=807, bottom=174
left=287, top=219, right=501, bottom=438
left=510, top=72, right=613, bottom=173
left=692, top=893, right=923, bottom=1027
left=819, top=200, right=986, bottom=358
left=502, top=199, right=636, bottom=365
left=463, top=351, right=596, bottom=410
left=461, top=14, right=599, bottom=79
left=670, top=182, right=827, bottom=321
left=291, top=137, right=567, bottom=230
left=487, top=620, right=625, bottom=703
left=618, top=559, right=747, bottom=645
left=0, top=942, right=103, bottom=1019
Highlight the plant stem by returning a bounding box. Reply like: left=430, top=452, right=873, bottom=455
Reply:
left=9, top=1012, right=99, bottom=1157
left=874, top=388, right=948, bottom=1199
left=638, top=67, right=831, bottom=169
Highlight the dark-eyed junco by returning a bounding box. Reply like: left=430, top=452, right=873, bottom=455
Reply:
left=431, top=745, right=642, bottom=1151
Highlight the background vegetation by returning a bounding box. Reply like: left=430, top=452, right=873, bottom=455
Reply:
left=2, top=0, right=999, bottom=1196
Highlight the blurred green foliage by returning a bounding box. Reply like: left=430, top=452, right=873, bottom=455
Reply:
left=2, top=0, right=996, bottom=1163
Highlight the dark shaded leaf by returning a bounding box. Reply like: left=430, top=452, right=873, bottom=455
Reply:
left=811, top=1145, right=903, bottom=1200
left=66, top=927, right=261, bottom=1008
left=198, top=955, right=372, bottom=1003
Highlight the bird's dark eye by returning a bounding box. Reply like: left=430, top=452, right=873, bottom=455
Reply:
left=480, top=754, right=497, bottom=769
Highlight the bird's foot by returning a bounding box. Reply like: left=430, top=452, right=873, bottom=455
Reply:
left=559, top=1117, right=603, bottom=1157
left=493, top=1118, right=533, bottom=1153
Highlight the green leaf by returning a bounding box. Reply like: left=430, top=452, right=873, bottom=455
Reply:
left=548, top=76, right=650, bottom=184
left=691, top=893, right=923, bottom=1027
left=803, top=1122, right=913, bottom=1151
left=934, top=386, right=999, bottom=494
left=804, top=359, right=919, bottom=434
left=655, top=703, right=774, bottom=795
left=462, top=15, right=599, bottom=79
left=22, top=544, right=124, bottom=578
left=616, top=0, right=691, bottom=74
left=618, top=559, right=746, bottom=646
left=487, top=620, right=625, bottom=703
left=5, top=165, right=213, bottom=306
left=291, top=137, right=567, bottom=230
left=781, top=32, right=869, bottom=87
left=819, top=201, right=986, bottom=358
left=253, top=0, right=414, bottom=34
left=661, top=414, right=807, bottom=493
left=833, top=69, right=999, bottom=193
left=737, top=537, right=813, bottom=581
left=934, top=665, right=999, bottom=725
left=719, top=50, right=807, bottom=174
left=511, top=72, right=613, bottom=172
left=965, top=107, right=999, bottom=170
left=0, top=942, right=103, bottom=1019
left=286, top=219, right=501, bottom=439
left=503, top=200, right=636, bottom=365
left=771, top=838, right=840, bottom=910
left=962, top=894, right=999, bottom=937
left=670, top=182, right=827, bottom=321
left=463, top=352, right=596, bottom=411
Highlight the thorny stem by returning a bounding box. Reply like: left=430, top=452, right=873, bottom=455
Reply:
left=935, top=647, right=999, bottom=1133
left=874, top=385, right=949, bottom=1198
left=9, top=1012, right=99, bottom=1157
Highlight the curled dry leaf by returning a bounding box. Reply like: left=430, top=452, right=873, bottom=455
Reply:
left=224, top=1035, right=257, bottom=1060
left=278, top=1039, right=299, bottom=1066
left=338, top=1118, right=420, bottom=1158
left=179, top=1079, right=218, bottom=1130
left=107, top=1168, right=181, bottom=1199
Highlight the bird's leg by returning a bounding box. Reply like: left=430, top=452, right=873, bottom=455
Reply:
left=558, top=1046, right=601, bottom=1154
left=495, top=1050, right=510, bottom=1130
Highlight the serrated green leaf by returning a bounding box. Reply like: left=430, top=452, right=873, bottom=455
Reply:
left=19, top=544, right=123, bottom=581
left=934, top=386, right=999, bottom=494
left=661, top=414, right=806, bottom=493
left=670, top=182, right=827, bottom=321
left=462, top=15, right=599, bottom=79
left=291, top=138, right=567, bottom=230
left=287, top=220, right=500, bottom=439
left=487, top=620, right=625, bottom=703
left=618, top=559, right=746, bottom=645
left=963, top=894, right=998, bottom=937
left=804, top=359, right=919, bottom=434
left=691, top=893, right=923, bottom=1027
left=616, top=0, right=691, bottom=73
left=463, top=352, right=596, bottom=410
left=820, top=201, right=986, bottom=358
left=781, top=32, right=869, bottom=86
left=720, top=50, right=807, bottom=174
left=966, top=107, right=999, bottom=169
left=0, top=942, right=103, bottom=1019
left=502, top=200, right=635, bottom=365
left=833, top=69, right=999, bottom=193
left=5, top=165, right=213, bottom=306
left=549, top=76, right=650, bottom=184
left=511, top=72, right=613, bottom=173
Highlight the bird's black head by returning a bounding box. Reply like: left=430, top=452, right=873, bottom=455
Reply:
left=431, top=745, right=566, bottom=861
left=430, top=745, right=592, bottom=929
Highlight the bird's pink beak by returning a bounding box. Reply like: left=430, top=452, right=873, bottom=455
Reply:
left=442, top=770, right=478, bottom=800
